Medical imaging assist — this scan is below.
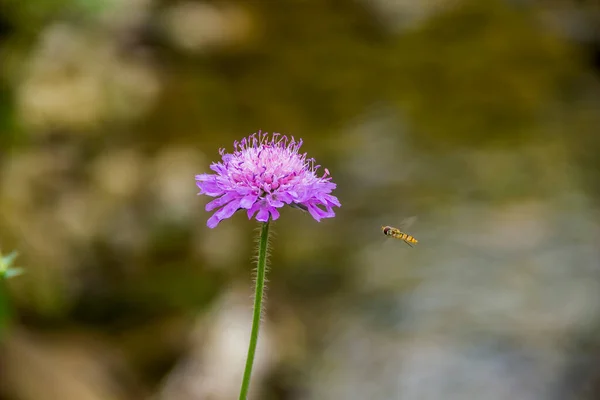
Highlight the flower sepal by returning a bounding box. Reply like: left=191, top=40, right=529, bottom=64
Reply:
left=288, top=202, right=308, bottom=212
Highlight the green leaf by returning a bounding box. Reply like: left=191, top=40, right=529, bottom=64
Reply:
left=4, top=268, right=24, bottom=279
left=1, top=251, right=19, bottom=269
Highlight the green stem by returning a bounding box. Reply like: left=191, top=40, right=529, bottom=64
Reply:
left=239, top=221, right=270, bottom=400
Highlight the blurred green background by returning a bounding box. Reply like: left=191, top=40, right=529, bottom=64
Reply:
left=2, top=0, right=600, bottom=399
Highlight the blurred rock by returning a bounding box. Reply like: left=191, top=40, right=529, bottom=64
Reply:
left=96, top=0, right=153, bottom=36
left=339, top=106, right=410, bottom=189
left=16, top=23, right=159, bottom=134
left=92, top=149, right=143, bottom=200
left=161, top=2, right=253, bottom=53
left=0, top=147, right=82, bottom=314
left=151, top=147, right=206, bottom=223
left=311, top=195, right=600, bottom=400
left=192, top=219, right=245, bottom=270
left=362, top=0, right=457, bottom=32
left=0, top=148, right=71, bottom=210
left=537, top=2, right=599, bottom=43
left=2, top=328, right=138, bottom=400
left=157, top=285, right=277, bottom=400
left=454, top=201, right=550, bottom=251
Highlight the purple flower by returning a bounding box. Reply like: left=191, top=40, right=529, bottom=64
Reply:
left=196, top=131, right=341, bottom=228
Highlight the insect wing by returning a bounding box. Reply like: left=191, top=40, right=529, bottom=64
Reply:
left=398, top=216, right=418, bottom=231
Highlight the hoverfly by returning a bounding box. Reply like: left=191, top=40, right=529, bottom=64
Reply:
left=381, top=216, right=418, bottom=247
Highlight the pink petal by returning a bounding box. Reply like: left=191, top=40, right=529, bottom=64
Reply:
left=256, top=207, right=270, bottom=222
left=240, top=193, right=259, bottom=209
left=206, top=192, right=238, bottom=212
left=269, top=207, right=280, bottom=220
left=206, top=198, right=242, bottom=228
left=247, top=202, right=262, bottom=219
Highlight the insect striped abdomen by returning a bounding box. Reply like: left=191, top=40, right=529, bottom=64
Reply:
left=381, top=224, right=418, bottom=246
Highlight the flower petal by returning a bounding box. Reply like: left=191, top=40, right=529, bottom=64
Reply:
left=207, top=214, right=221, bottom=228
left=256, top=207, right=270, bottom=222
left=323, top=194, right=341, bottom=207
left=195, top=173, right=213, bottom=181
left=276, top=192, right=295, bottom=204
left=247, top=202, right=262, bottom=219
left=267, top=194, right=284, bottom=208
left=206, top=192, right=238, bottom=211
left=306, top=202, right=335, bottom=222
left=209, top=163, right=227, bottom=174
left=240, top=193, right=259, bottom=209
left=196, top=176, right=224, bottom=196
left=269, top=207, right=280, bottom=221
left=217, top=198, right=242, bottom=219
left=206, top=198, right=242, bottom=228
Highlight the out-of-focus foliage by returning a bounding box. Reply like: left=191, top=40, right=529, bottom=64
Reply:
left=0, top=250, right=24, bottom=280
left=0, top=281, right=11, bottom=338
left=144, top=0, right=390, bottom=145
left=389, top=0, right=580, bottom=149
left=0, top=250, right=23, bottom=339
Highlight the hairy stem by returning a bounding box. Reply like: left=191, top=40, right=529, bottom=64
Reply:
left=239, top=221, right=270, bottom=400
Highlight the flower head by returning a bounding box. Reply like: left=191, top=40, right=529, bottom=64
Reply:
left=196, top=131, right=341, bottom=228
